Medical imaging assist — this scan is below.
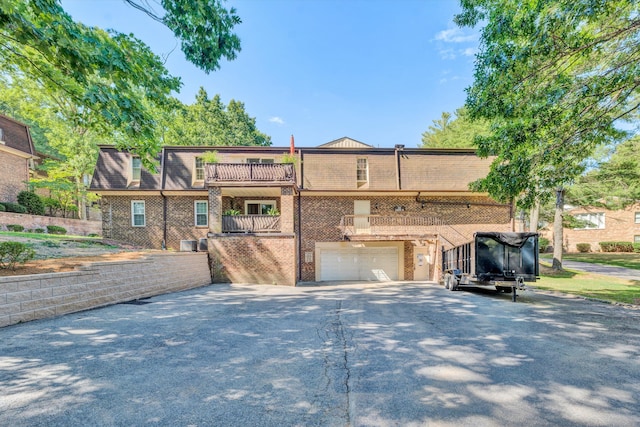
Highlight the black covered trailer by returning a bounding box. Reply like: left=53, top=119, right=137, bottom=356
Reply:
left=442, top=232, right=539, bottom=301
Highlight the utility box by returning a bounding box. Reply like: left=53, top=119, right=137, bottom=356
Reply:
left=180, top=240, right=197, bottom=252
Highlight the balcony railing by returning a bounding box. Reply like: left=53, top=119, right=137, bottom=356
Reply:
left=206, top=163, right=295, bottom=183
left=340, top=215, right=470, bottom=246
left=222, top=215, right=281, bottom=233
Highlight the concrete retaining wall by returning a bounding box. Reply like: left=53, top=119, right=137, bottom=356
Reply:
left=0, top=252, right=211, bottom=328
left=0, top=212, right=102, bottom=236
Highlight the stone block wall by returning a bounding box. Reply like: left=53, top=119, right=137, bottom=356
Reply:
left=0, top=252, right=211, bottom=328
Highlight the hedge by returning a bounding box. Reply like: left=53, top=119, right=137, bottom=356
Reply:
left=599, top=241, right=634, bottom=252
left=47, top=225, right=67, bottom=235
left=2, top=202, right=27, bottom=214
left=6, top=224, right=25, bottom=232
left=576, top=243, right=591, bottom=253
left=17, top=191, right=45, bottom=216
left=633, top=243, right=640, bottom=253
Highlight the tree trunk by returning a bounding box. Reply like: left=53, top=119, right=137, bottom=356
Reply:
left=552, top=188, right=564, bottom=270
left=529, top=200, right=540, bottom=232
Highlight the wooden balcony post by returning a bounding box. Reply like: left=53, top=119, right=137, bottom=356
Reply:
left=280, top=187, right=294, bottom=234
left=208, top=187, right=222, bottom=233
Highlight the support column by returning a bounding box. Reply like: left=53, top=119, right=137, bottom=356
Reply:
left=280, top=187, right=294, bottom=234
left=208, top=187, right=222, bottom=233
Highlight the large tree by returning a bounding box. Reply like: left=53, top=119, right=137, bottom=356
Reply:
left=165, top=87, right=271, bottom=147
left=421, top=107, right=489, bottom=148
left=0, top=0, right=241, bottom=165
left=456, top=0, right=640, bottom=268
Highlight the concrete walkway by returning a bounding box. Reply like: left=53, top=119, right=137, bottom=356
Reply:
left=560, top=260, right=640, bottom=281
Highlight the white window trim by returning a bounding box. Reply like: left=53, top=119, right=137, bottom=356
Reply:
left=131, top=200, right=146, bottom=227
left=194, top=200, right=208, bottom=227
left=635, top=212, right=640, bottom=224
left=131, top=157, right=142, bottom=182
left=194, top=157, right=205, bottom=182
left=244, top=200, right=276, bottom=215
left=356, top=157, right=368, bottom=188
left=573, top=212, right=605, bottom=230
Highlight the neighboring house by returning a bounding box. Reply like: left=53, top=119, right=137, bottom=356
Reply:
left=0, top=114, right=36, bottom=203
left=555, top=203, right=640, bottom=252
left=90, top=137, right=515, bottom=285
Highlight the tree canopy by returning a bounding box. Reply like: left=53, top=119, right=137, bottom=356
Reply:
left=165, top=87, right=271, bottom=147
left=456, top=0, right=640, bottom=207
left=0, top=0, right=242, bottom=165
left=421, top=107, right=489, bottom=148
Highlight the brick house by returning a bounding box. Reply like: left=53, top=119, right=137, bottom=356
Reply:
left=0, top=114, right=36, bottom=203
left=549, top=203, right=640, bottom=252
left=90, top=138, right=515, bottom=285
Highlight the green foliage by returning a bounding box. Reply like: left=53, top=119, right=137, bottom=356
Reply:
left=33, top=228, right=45, bottom=234
left=201, top=150, right=220, bottom=164
left=266, top=207, right=280, bottom=216
left=280, top=153, right=298, bottom=164
left=634, top=243, right=640, bottom=253
left=165, top=88, right=271, bottom=147
left=576, top=243, right=591, bottom=253
left=0, top=241, right=35, bottom=270
left=2, top=202, right=27, bottom=214
left=0, top=203, right=5, bottom=212
left=88, top=233, right=100, bottom=237
left=46, top=225, right=67, bottom=235
left=538, top=237, right=550, bottom=253
left=17, top=191, right=45, bottom=216
left=568, top=136, right=640, bottom=209
left=223, top=209, right=241, bottom=216
left=456, top=0, right=640, bottom=208
left=6, top=224, right=25, bottom=232
left=599, top=241, right=634, bottom=253
left=421, top=107, right=489, bottom=148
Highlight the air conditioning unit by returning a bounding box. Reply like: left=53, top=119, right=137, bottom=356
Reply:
left=198, top=238, right=208, bottom=251
left=180, top=240, right=197, bottom=252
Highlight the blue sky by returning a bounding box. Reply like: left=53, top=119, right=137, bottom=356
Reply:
left=61, top=0, right=479, bottom=148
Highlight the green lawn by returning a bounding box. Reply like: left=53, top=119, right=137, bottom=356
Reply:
left=540, top=252, right=640, bottom=270
left=535, top=262, right=640, bottom=305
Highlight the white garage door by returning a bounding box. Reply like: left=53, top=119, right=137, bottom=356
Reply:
left=319, top=247, right=399, bottom=281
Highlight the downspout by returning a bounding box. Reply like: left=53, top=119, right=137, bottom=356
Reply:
left=395, top=146, right=402, bottom=190
left=161, top=191, right=167, bottom=250
left=297, top=149, right=304, bottom=282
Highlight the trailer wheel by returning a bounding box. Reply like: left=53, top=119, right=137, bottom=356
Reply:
left=445, top=273, right=458, bottom=291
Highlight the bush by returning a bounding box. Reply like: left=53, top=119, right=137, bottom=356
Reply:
left=539, top=237, right=549, bottom=253
left=6, top=224, right=25, bottom=232
left=599, top=241, right=634, bottom=252
left=0, top=203, right=5, bottom=212
left=33, top=228, right=45, bottom=233
left=88, top=233, right=100, bottom=237
left=47, top=225, right=67, bottom=235
left=576, top=243, right=591, bottom=253
left=0, top=241, right=35, bottom=270
left=2, top=202, right=27, bottom=214
left=17, top=191, right=45, bottom=216
left=634, top=243, right=640, bottom=253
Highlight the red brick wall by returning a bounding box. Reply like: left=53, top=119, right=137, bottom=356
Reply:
left=209, top=234, right=296, bottom=286
left=0, top=150, right=29, bottom=203
left=100, top=195, right=164, bottom=248
left=165, top=195, right=209, bottom=250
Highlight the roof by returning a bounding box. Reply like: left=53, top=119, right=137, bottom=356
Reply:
left=316, top=137, right=373, bottom=149
left=0, top=113, right=36, bottom=157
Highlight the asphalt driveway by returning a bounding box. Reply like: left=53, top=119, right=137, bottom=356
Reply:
left=1, top=282, right=640, bottom=427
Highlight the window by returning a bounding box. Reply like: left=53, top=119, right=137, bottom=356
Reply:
left=247, top=158, right=274, bottom=164
left=131, top=201, right=145, bottom=227
left=573, top=212, right=605, bottom=229
left=245, top=200, right=276, bottom=215
left=635, top=212, right=640, bottom=224
left=635, top=235, right=640, bottom=244
left=195, top=201, right=208, bottom=226
left=131, top=157, right=142, bottom=181
left=0, top=128, right=4, bottom=142
left=194, top=157, right=205, bottom=181
left=356, top=158, right=368, bottom=188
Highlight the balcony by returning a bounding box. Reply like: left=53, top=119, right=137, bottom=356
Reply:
left=222, top=215, right=280, bottom=233
left=340, top=215, right=468, bottom=245
left=206, top=163, right=295, bottom=184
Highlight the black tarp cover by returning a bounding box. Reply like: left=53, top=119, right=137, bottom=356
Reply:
left=474, top=232, right=538, bottom=248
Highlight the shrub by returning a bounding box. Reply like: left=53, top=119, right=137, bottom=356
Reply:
left=0, top=203, right=5, bottom=212
left=223, top=209, right=241, bottom=216
left=47, top=225, right=67, bottom=235
left=17, top=191, right=45, bottom=216
left=576, top=243, right=591, bottom=253
left=201, top=150, right=220, bottom=164
left=6, top=224, right=25, bottom=232
left=538, top=237, right=549, bottom=253
left=33, top=228, right=45, bottom=233
left=599, top=241, right=634, bottom=252
left=2, top=202, right=27, bottom=214
left=634, top=243, right=640, bottom=253
left=0, top=241, right=35, bottom=270
left=88, top=233, right=100, bottom=237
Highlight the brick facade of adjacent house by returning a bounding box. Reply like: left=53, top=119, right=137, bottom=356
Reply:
left=0, top=114, right=36, bottom=203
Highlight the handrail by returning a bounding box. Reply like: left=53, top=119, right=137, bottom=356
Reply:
left=206, top=163, right=295, bottom=183
left=222, top=215, right=281, bottom=232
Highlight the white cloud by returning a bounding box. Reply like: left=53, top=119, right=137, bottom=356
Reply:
left=269, top=116, right=285, bottom=125
left=434, top=28, right=477, bottom=43
left=462, top=47, right=477, bottom=57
